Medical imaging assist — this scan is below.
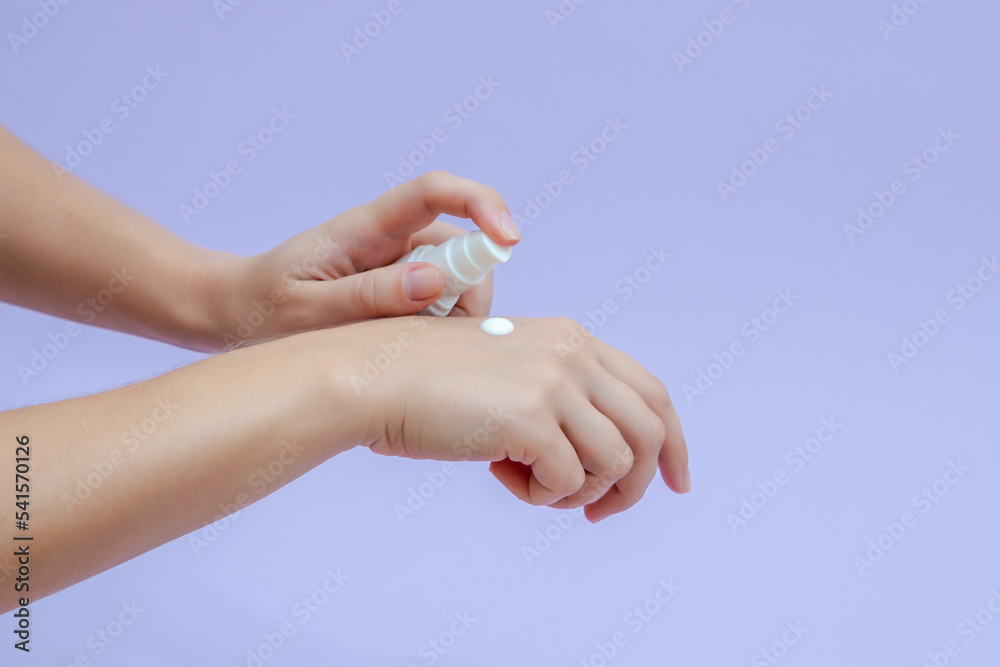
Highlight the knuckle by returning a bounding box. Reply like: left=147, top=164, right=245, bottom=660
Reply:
left=278, top=287, right=313, bottom=330
left=481, top=184, right=504, bottom=205
left=580, top=478, right=609, bottom=505
left=415, top=169, right=449, bottom=192
left=649, top=377, right=675, bottom=414
left=611, top=445, right=635, bottom=478
left=548, top=315, right=583, bottom=333
left=648, top=416, right=668, bottom=449
left=675, top=442, right=690, bottom=469
left=424, top=169, right=451, bottom=180
left=519, top=390, right=547, bottom=419
left=594, top=451, right=630, bottom=490
left=535, top=420, right=564, bottom=453
left=542, top=317, right=596, bottom=359
left=615, top=486, right=644, bottom=512
left=352, top=274, right=380, bottom=314
left=547, top=497, right=580, bottom=510
left=534, top=362, right=569, bottom=396
left=564, top=466, right=587, bottom=496
left=414, top=170, right=453, bottom=216
left=527, top=490, right=550, bottom=507
left=514, top=383, right=552, bottom=423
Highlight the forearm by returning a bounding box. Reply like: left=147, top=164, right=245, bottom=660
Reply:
left=0, top=328, right=367, bottom=612
left=0, top=125, right=233, bottom=350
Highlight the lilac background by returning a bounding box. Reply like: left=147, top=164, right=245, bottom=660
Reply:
left=2, top=0, right=1000, bottom=665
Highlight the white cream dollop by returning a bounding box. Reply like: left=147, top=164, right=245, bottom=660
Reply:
left=479, top=317, right=514, bottom=336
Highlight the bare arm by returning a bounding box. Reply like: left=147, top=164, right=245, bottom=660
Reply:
left=0, top=125, right=230, bottom=349
left=0, top=327, right=363, bottom=613
left=0, top=316, right=688, bottom=613
left=0, top=126, right=519, bottom=351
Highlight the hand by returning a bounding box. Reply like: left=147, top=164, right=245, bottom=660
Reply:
left=206, top=171, right=521, bottom=349
left=346, top=316, right=690, bottom=522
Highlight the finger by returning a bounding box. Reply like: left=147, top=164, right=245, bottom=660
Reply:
left=490, top=428, right=584, bottom=506
left=356, top=171, right=520, bottom=247
left=580, top=376, right=667, bottom=521
left=597, top=345, right=690, bottom=495
left=488, top=459, right=532, bottom=500
left=409, top=220, right=468, bottom=247
left=547, top=400, right=634, bottom=510
left=448, top=274, right=493, bottom=318
left=299, top=262, right=444, bottom=324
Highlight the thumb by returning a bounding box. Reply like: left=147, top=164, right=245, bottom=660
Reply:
left=316, top=263, right=445, bottom=322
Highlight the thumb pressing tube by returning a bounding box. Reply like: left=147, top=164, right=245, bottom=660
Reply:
left=395, top=231, right=512, bottom=316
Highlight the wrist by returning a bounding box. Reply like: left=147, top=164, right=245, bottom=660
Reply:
left=287, top=326, right=379, bottom=456
left=171, top=247, right=247, bottom=353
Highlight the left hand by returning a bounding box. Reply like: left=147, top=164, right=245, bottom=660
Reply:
left=201, top=171, right=521, bottom=350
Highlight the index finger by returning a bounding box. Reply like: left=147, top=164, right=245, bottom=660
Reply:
left=363, top=171, right=521, bottom=247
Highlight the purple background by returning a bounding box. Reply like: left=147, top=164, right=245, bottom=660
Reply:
left=3, top=0, right=1000, bottom=665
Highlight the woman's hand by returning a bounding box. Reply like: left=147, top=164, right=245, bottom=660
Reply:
left=342, top=316, right=690, bottom=523
left=0, top=311, right=685, bottom=609
left=205, top=171, right=520, bottom=350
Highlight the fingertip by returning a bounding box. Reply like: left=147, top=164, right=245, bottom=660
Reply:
left=660, top=464, right=691, bottom=494
left=584, top=501, right=614, bottom=523
left=528, top=473, right=568, bottom=507
left=497, top=211, right=521, bottom=245
left=489, top=459, right=533, bottom=505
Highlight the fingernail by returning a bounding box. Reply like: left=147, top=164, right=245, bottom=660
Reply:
left=498, top=211, right=520, bottom=242
left=682, top=468, right=691, bottom=494
left=403, top=266, right=443, bottom=301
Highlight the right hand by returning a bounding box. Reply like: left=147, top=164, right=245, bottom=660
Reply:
left=343, top=316, right=690, bottom=522
left=203, top=172, right=519, bottom=351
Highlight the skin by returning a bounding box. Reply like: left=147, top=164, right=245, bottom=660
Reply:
left=0, top=126, right=689, bottom=614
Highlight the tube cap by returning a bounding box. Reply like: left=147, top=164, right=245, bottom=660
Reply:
left=447, top=231, right=512, bottom=283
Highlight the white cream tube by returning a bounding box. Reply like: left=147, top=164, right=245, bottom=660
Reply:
left=395, top=231, right=512, bottom=316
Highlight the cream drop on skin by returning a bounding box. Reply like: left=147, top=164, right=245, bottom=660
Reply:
left=480, top=317, right=514, bottom=336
